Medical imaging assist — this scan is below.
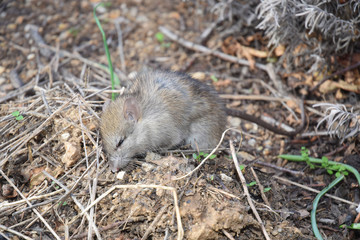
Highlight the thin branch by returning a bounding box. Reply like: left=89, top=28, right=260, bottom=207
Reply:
left=229, top=140, right=271, bottom=240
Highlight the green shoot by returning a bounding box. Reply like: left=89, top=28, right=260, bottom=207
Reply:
left=193, top=151, right=217, bottom=162
left=93, top=2, right=116, bottom=100
left=68, top=27, right=79, bottom=37
left=279, top=147, right=360, bottom=239
left=263, top=187, right=271, bottom=193
left=340, top=223, right=360, bottom=230
left=210, top=75, right=218, bottom=82
left=239, top=164, right=245, bottom=171
left=279, top=147, right=358, bottom=182
left=155, top=32, right=164, bottom=43
left=12, top=111, right=24, bottom=121
left=155, top=32, right=171, bottom=48
left=247, top=181, right=257, bottom=187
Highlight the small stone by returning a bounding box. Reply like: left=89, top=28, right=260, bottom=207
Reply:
left=145, top=152, right=161, bottom=161
left=0, top=66, right=5, bottom=75
left=70, top=59, right=81, bottom=66
left=264, top=140, right=272, bottom=148
left=191, top=72, right=206, bottom=81
left=27, top=53, right=35, bottom=60
left=7, top=23, right=17, bottom=30
left=62, top=142, right=81, bottom=167
left=247, top=138, right=256, bottom=147
left=220, top=173, right=233, bottom=183
left=116, top=171, right=126, bottom=180
left=263, top=148, right=271, bottom=156
left=15, top=16, right=24, bottom=24
left=228, top=116, right=241, bottom=127
left=134, top=41, right=144, bottom=48
left=0, top=77, right=6, bottom=85
left=61, top=132, right=70, bottom=141
left=141, top=162, right=154, bottom=172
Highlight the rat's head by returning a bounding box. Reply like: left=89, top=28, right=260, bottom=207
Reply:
left=100, top=97, right=141, bottom=172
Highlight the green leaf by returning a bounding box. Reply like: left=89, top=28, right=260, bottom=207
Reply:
left=12, top=111, right=20, bottom=117
left=155, top=32, right=164, bottom=43
left=68, top=27, right=79, bottom=37
left=266, top=57, right=277, bottom=63
left=209, top=154, right=217, bottom=160
left=342, top=223, right=360, bottom=229
left=247, top=181, right=257, bottom=187
left=16, top=115, right=24, bottom=121
left=210, top=75, right=218, bottom=82
left=239, top=165, right=245, bottom=171
left=161, top=42, right=171, bottom=48
left=263, top=187, right=272, bottom=192
left=192, top=153, right=198, bottom=159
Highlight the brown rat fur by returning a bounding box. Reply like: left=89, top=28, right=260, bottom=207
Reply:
left=100, top=69, right=226, bottom=172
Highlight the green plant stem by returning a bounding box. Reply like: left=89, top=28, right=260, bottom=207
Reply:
left=279, top=154, right=360, bottom=185
left=93, top=3, right=116, bottom=100
left=311, top=174, right=344, bottom=240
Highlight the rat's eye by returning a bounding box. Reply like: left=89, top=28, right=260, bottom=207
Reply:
left=116, top=137, right=125, bottom=148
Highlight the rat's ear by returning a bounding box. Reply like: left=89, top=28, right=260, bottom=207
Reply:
left=102, top=100, right=111, bottom=111
left=123, top=97, right=140, bottom=122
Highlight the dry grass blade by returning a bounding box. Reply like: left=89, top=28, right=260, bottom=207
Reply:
left=81, top=184, right=184, bottom=240
left=0, top=224, right=33, bottom=240
left=0, top=170, right=61, bottom=240
left=229, top=140, right=271, bottom=240
left=314, top=103, right=360, bottom=141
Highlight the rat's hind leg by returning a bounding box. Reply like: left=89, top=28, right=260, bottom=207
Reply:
left=186, top=121, right=222, bottom=150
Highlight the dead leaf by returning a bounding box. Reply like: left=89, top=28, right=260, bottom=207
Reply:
left=274, top=45, right=285, bottom=56
left=237, top=151, right=255, bottom=161
left=213, top=79, right=231, bottom=88
left=109, top=10, right=121, bottom=19
left=2, top=184, right=17, bottom=199
left=319, top=80, right=338, bottom=93
left=169, top=11, right=181, bottom=20
left=335, top=89, right=344, bottom=99
left=285, top=100, right=298, bottom=110
left=29, top=166, right=47, bottom=188
left=191, top=72, right=206, bottom=81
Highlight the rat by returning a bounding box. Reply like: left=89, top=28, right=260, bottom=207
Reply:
left=100, top=69, right=227, bottom=172
left=100, top=69, right=304, bottom=172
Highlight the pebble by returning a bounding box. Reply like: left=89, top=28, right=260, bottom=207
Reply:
left=248, top=138, right=256, bottom=147
left=220, top=173, right=233, bottom=183
left=0, top=66, right=5, bottom=75
left=27, top=53, right=35, bottom=60
left=116, top=171, right=126, bottom=180
left=0, top=77, right=6, bottom=85
left=61, top=132, right=70, bottom=141
left=228, top=116, right=241, bottom=127
left=7, top=23, right=17, bottom=30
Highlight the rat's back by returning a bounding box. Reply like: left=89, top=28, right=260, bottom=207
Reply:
left=132, top=69, right=226, bottom=148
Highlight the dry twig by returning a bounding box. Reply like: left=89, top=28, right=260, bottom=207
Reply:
left=0, top=169, right=61, bottom=240
left=81, top=184, right=184, bottom=240
left=229, top=140, right=271, bottom=240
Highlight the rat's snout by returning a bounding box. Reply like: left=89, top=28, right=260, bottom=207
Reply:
left=109, top=161, right=119, bottom=173
left=109, top=155, right=131, bottom=172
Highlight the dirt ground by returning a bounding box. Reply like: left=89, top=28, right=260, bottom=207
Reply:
left=0, top=0, right=360, bottom=239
